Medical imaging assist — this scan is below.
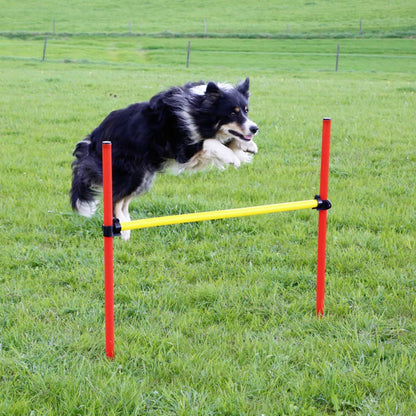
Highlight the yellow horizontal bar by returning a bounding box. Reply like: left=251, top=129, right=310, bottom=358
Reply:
left=120, top=199, right=318, bottom=231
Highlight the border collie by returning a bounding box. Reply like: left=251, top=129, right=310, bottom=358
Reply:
left=70, top=77, right=258, bottom=240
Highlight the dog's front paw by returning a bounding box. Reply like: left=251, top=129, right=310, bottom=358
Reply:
left=203, top=138, right=241, bottom=169
left=240, top=140, right=258, bottom=154
left=233, top=149, right=254, bottom=164
left=227, top=138, right=258, bottom=155
left=229, top=154, right=241, bottom=168
left=216, top=151, right=241, bottom=168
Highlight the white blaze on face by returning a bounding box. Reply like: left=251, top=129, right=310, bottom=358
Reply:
left=242, top=118, right=258, bottom=140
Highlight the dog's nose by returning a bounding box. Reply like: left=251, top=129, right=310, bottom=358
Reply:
left=250, top=125, right=258, bottom=135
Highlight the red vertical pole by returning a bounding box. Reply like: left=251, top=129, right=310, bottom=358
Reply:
left=102, top=141, right=115, bottom=358
left=316, top=118, right=331, bottom=316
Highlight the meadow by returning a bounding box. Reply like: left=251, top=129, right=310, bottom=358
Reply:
left=0, top=0, right=415, bottom=37
left=1, top=1, right=416, bottom=415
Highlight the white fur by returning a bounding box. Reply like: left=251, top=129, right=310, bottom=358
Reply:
left=178, top=107, right=201, bottom=143
left=169, top=139, right=245, bottom=174
left=164, top=132, right=258, bottom=176
left=76, top=199, right=98, bottom=218
left=114, top=198, right=132, bottom=241
left=236, top=139, right=258, bottom=154
left=190, top=82, right=233, bottom=96
left=202, top=139, right=242, bottom=168
left=228, top=140, right=257, bottom=163
left=189, top=84, right=208, bottom=95
left=113, top=172, right=154, bottom=240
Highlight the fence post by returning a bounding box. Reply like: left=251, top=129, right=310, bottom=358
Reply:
left=186, top=41, right=191, bottom=68
left=335, top=44, right=340, bottom=72
left=42, top=37, right=48, bottom=61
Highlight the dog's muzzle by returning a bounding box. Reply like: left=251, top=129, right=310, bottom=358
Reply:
left=229, top=124, right=258, bottom=141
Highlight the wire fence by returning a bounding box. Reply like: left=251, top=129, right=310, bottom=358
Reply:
left=1, top=35, right=415, bottom=73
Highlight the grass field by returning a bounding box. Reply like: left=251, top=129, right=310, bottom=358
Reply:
left=1, top=1, right=416, bottom=415
left=0, top=0, right=415, bottom=37
left=2, top=37, right=416, bottom=74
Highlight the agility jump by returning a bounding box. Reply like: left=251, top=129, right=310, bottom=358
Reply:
left=102, top=118, right=332, bottom=359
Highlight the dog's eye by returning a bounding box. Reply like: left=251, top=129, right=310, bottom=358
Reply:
left=230, top=107, right=240, bottom=117
left=244, top=106, right=249, bottom=113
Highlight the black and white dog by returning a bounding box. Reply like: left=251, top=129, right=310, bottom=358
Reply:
left=70, top=77, right=258, bottom=240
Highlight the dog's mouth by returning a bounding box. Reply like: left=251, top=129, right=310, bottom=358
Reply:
left=228, top=129, right=253, bottom=141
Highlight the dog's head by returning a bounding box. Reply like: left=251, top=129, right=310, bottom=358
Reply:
left=196, top=78, right=258, bottom=143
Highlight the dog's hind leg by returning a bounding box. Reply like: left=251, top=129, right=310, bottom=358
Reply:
left=114, top=200, right=124, bottom=222
left=122, top=196, right=133, bottom=222
left=114, top=173, right=155, bottom=241
left=114, top=198, right=131, bottom=241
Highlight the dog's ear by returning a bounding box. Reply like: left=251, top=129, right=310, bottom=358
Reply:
left=205, top=82, right=221, bottom=99
left=237, top=77, right=250, bottom=98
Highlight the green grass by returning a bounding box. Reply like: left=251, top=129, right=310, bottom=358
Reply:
left=1, top=2, right=416, bottom=414
left=0, top=0, right=415, bottom=37
left=1, top=37, right=416, bottom=74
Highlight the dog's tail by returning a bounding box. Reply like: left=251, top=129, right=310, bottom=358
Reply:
left=70, top=137, right=101, bottom=218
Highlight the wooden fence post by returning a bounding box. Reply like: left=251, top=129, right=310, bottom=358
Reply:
left=186, top=41, right=191, bottom=68
left=42, top=37, right=48, bottom=61
left=335, top=44, right=340, bottom=72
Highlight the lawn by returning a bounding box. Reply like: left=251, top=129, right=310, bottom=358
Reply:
left=1, top=1, right=416, bottom=415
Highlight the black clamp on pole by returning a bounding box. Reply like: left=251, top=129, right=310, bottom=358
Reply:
left=102, top=218, right=122, bottom=237
left=314, top=195, right=332, bottom=211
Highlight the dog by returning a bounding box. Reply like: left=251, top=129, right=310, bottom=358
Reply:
left=70, top=77, right=259, bottom=240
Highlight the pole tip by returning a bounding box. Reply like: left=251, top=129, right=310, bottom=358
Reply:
left=323, top=117, right=331, bottom=121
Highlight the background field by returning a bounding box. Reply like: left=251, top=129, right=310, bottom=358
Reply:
left=0, top=0, right=415, bottom=37
left=1, top=1, right=415, bottom=415
left=2, top=37, right=416, bottom=74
